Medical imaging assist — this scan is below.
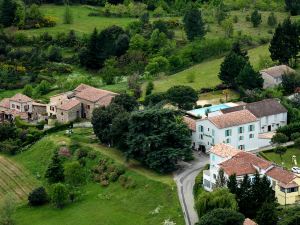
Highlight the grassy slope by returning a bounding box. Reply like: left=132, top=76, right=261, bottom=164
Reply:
left=148, top=44, right=270, bottom=93
left=11, top=129, right=183, bottom=225
left=263, top=147, right=300, bottom=169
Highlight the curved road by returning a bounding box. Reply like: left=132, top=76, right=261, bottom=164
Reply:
left=174, top=152, right=209, bottom=225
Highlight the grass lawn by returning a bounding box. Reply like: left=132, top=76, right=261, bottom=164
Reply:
left=7, top=128, right=183, bottom=225
left=262, top=147, right=300, bottom=169
left=197, top=89, right=239, bottom=105
left=148, top=44, right=270, bottom=93
left=18, top=5, right=136, bottom=36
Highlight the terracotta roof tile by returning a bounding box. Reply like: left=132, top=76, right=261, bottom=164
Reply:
left=0, top=98, right=10, bottom=109
left=221, top=99, right=287, bottom=118
left=96, top=95, right=115, bottom=107
left=74, top=83, right=93, bottom=92
left=220, top=151, right=273, bottom=176
left=75, top=86, right=117, bottom=103
left=208, top=110, right=257, bottom=129
left=10, top=93, right=32, bottom=103
left=266, top=166, right=296, bottom=185
left=57, top=99, right=80, bottom=111
left=210, top=143, right=240, bottom=158
left=261, top=65, right=295, bottom=78
left=183, top=116, right=197, bottom=132
left=244, top=218, right=257, bottom=225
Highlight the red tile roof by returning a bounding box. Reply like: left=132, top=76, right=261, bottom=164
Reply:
left=266, top=166, right=296, bottom=185
left=75, top=86, right=117, bottom=103
left=10, top=93, right=32, bottom=103
left=183, top=116, right=197, bottom=132
left=244, top=218, right=257, bottom=225
left=220, top=151, right=273, bottom=176
left=208, top=110, right=257, bottom=129
left=74, top=83, right=93, bottom=92
left=210, top=143, right=240, bottom=158
left=0, top=98, right=10, bottom=109
left=57, top=99, right=80, bottom=111
left=96, top=95, right=115, bottom=107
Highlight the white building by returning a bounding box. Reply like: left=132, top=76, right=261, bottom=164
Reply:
left=260, top=65, right=295, bottom=89
left=184, top=99, right=287, bottom=152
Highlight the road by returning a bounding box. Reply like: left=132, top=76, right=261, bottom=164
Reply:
left=174, top=152, right=209, bottom=225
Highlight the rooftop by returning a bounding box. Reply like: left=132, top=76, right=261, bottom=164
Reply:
left=210, top=143, right=240, bottom=158
left=10, top=93, right=32, bottom=103
left=244, top=218, right=258, bottom=225
left=0, top=98, right=10, bottom=109
left=57, top=99, right=81, bottom=111
left=183, top=116, right=197, bottom=132
left=221, top=99, right=287, bottom=118
left=208, top=109, right=257, bottom=129
left=187, top=103, right=233, bottom=117
left=261, top=65, right=295, bottom=78
left=266, top=166, right=297, bottom=186
left=75, top=86, right=117, bottom=103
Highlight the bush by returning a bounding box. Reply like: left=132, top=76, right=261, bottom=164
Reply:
left=119, top=175, right=136, bottom=189
left=28, top=186, right=48, bottom=206
left=294, top=138, right=300, bottom=147
left=277, top=123, right=300, bottom=139
left=291, top=132, right=300, bottom=141
left=271, top=133, right=289, bottom=144
left=50, top=183, right=68, bottom=208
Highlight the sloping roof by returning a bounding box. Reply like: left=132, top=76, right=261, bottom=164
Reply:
left=96, top=95, right=115, bottom=107
left=183, top=116, right=197, bottom=132
left=74, top=83, right=93, bottom=92
left=57, top=99, right=80, bottom=111
left=75, top=86, right=117, bottom=103
left=210, top=143, right=240, bottom=158
left=266, top=166, right=296, bottom=185
left=261, top=65, right=295, bottom=78
left=221, top=99, right=287, bottom=118
left=0, top=98, right=10, bottom=109
left=220, top=151, right=273, bottom=176
left=208, top=110, right=257, bottom=129
left=244, top=218, right=257, bottom=225
left=10, top=93, right=32, bottom=103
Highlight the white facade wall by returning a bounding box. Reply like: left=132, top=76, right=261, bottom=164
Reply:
left=192, top=119, right=260, bottom=152
left=9, top=101, right=33, bottom=113
left=258, top=112, right=288, bottom=133
left=262, top=72, right=282, bottom=89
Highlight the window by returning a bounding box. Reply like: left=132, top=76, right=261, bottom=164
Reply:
left=17, top=105, right=20, bottom=109
left=249, top=134, right=254, bottom=139
left=239, top=136, right=244, bottom=141
left=213, top=174, right=216, bottom=179
left=12, top=104, right=15, bottom=108
left=24, top=105, right=29, bottom=111
left=212, top=138, right=215, bottom=145
left=238, top=126, right=244, bottom=134
left=226, top=138, right=230, bottom=144
left=199, top=125, right=204, bottom=132
left=208, top=142, right=210, bottom=145
left=200, top=134, right=203, bottom=140
left=225, top=129, right=232, bottom=137
left=249, top=125, right=255, bottom=132
left=238, top=145, right=245, bottom=150
left=208, top=128, right=210, bottom=132
left=287, top=187, right=299, bottom=193
left=87, top=105, right=90, bottom=109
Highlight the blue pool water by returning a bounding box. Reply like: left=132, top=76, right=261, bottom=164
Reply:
left=187, top=104, right=231, bottom=117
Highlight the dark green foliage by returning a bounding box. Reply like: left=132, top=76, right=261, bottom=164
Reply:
left=274, top=146, right=287, bottom=161
left=144, top=92, right=167, bottom=106
left=110, top=111, right=130, bottom=150
left=269, top=18, right=300, bottom=65
left=267, top=12, right=277, bottom=27
left=277, top=122, right=300, bottom=138
left=22, top=84, right=34, bottom=97
left=197, top=208, right=245, bottom=225
left=111, top=93, right=138, bottom=112
left=183, top=8, right=206, bottom=41
left=50, top=183, right=68, bottom=209
left=48, top=45, right=63, bottom=62
left=145, top=81, right=154, bottom=95
left=0, top=0, right=17, bottom=27
left=92, top=103, right=125, bottom=145
left=231, top=42, right=249, bottom=60
left=256, top=202, right=278, bottom=225
left=100, top=57, right=121, bottom=85
left=28, top=186, right=48, bottom=206
left=166, top=85, right=198, bottom=110
left=282, top=73, right=300, bottom=95
left=126, top=108, right=192, bottom=173
left=278, top=206, right=300, bottom=225
left=64, top=161, right=86, bottom=187
left=0, top=122, right=17, bottom=141
left=45, top=151, right=64, bottom=183
left=285, top=0, right=300, bottom=15
left=236, top=63, right=263, bottom=90
left=227, top=174, right=239, bottom=196
left=251, top=10, right=262, bottom=27
left=271, top=133, right=289, bottom=144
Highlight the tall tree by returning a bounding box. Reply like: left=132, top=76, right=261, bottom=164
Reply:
left=111, top=93, right=138, bottom=112
left=236, top=62, right=264, bottom=90
left=256, top=202, right=278, bottom=225
left=269, top=18, right=300, bottom=65
left=0, top=0, right=17, bottom=27
left=183, top=8, right=206, bottom=41
left=250, top=10, right=262, bottom=27
left=285, top=0, right=300, bottom=15
left=45, top=151, right=64, bottom=183
left=197, top=208, right=245, bottom=225
left=166, top=85, right=198, bottom=110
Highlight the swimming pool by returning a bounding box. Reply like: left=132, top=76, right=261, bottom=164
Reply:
left=187, top=104, right=232, bottom=117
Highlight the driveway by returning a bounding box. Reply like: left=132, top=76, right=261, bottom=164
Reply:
left=174, top=152, right=209, bottom=225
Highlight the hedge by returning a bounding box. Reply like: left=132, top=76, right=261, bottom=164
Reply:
left=194, top=164, right=209, bottom=197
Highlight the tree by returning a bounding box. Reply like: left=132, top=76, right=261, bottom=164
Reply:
left=195, top=188, right=238, bottom=217
left=238, top=174, right=255, bottom=218
left=227, top=174, right=239, bottom=195
left=268, top=12, right=277, bottom=27
left=145, top=81, right=154, bottom=96
left=0, top=122, right=16, bottom=141
left=34, top=80, right=51, bottom=96
left=64, top=161, right=86, bottom=187
left=216, top=2, right=227, bottom=25
left=274, top=146, right=287, bottom=162
left=48, top=45, right=63, bottom=62
left=111, top=93, right=138, bottom=112
left=215, top=169, right=227, bottom=188
left=145, top=56, right=170, bottom=76
left=144, top=92, right=167, bottom=106
left=126, top=109, right=192, bottom=173
left=197, top=208, right=245, bottom=225
left=251, top=10, right=262, bottom=27
left=50, top=183, right=68, bottom=209
left=218, top=52, right=247, bottom=87
left=285, top=0, right=300, bottom=15
left=28, top=186, right=48, bottom=206
left=221, top=18, right=234, bottom=38
left=0, top=0, right=17, bottom=27
left=282, top=73, right=300, bottom=95
left=22, top=84, right=34, bottom=97
left=271, top=133, right=289, bottom=144
left=63, top=4, right=73, bottom=24
left=236, top=63, right=264, bottom=90
left=269, top=18, right=300, bottom=65
left=110, top=111, right=130, bottom=150
left=183, top=8, right=206, bottom=41
left=45, top=151, right=64, bottom=183
left=100, top=57, right=121, bottom=85
left=279, top=206, right=300, bottom=225
left=0, top=195, right=16, bottom=225
left=92, top=103, right=125, bottom=145
left=256, top=202, right=278, bottom=225
left=166, top=85, right=198, bottom=110
left=231, top=42, right=248, bottom=60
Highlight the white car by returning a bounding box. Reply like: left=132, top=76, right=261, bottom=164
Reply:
left=292, top=167, right=300, bottom=174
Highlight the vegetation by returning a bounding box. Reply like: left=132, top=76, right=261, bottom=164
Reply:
left=197, top=208, right=245, bottom=225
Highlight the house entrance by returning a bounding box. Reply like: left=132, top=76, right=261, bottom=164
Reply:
left=268, top=125, right=272, bottom=132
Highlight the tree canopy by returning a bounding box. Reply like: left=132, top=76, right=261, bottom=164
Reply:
left=166, top=85, right=198, bottom=110
left=197, top=208, right=245, bottom=225
left=183, top=7, right=206, bottom=41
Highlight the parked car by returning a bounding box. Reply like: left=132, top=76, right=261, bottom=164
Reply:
left=291, top=167, right=300, bottom=174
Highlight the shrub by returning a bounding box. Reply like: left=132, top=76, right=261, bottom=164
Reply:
left=50, top=183, right=68, bottom=208
left=294, top=138, right=300, bottom=147
left=271, top=133, right=289, bottom=144
left=291, top=132, right=300, bottom=141
left=76, top=148, right=89, bottom=159
left=119, top=175, right=136, bottom=189
left=28, top=186, right=48, bottom=206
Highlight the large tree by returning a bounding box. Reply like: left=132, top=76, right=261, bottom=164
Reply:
left=183, top=8, right=206, bottom=41
left=256, top=202, right=278, bottom=225
left=111, top=93, right=138, bottom=112
left=285, top=0, right=300, bottom=15
left=166, top=85, right=198, bottom=110
left=0, top=0, right=17, bottom=27
left=269, top=18, right=300, bottom=65
left=126, top=109, right=192, bottom=173
left=236, top=62, right=264, bottom=90
left=197, top=208, right=245, bottom=225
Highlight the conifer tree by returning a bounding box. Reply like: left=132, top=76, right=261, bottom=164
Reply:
left=236, top=62, right=264, bottom=90
left=0, top=0, right=17, bottom=27
left=45, top=151, right=64, bottom=183
left=267, top=12, right=277, bottom=27
left=183, top=7, right=206, bottom=41
left=251, top=10, right=262, bottom=27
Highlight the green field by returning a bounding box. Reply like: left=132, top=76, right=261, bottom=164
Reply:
left=148, top=44, right=270, bottom=93
left=262, top=147, right=300, bottom=169
left=4, top=128, right=183, bottom=225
